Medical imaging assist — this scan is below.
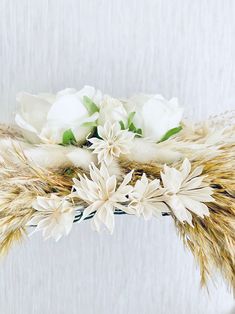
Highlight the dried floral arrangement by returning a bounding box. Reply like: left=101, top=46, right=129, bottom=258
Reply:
left=0, top=86, right=234, bottom=291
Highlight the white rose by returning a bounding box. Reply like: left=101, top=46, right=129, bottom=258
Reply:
left=125, top=94, right=183, bottom=141
left=15, top=86, right=102, bottom=144
left=98, top=96, right=128, bottom=126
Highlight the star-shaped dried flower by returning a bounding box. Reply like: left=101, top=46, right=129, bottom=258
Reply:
left=88, top=122, right=135, bottom=165
left=161, top=158, right=213, bottom=225
left=128, top=173, right=169, bottom=219
left=28, top=194, right=75, bottom=241
left=72, top=163, right=133, bottom=233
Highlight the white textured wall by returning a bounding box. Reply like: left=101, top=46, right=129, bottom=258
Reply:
left=0, top=1, right=235, bottom=313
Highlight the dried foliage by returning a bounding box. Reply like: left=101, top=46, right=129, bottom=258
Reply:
left=119, top=135, right=235, bottom=291
left=0, top=120, right=234, bottom=292
left=0, top=129, right=77, bottom=254
left=0, top=124, right=23, bottom=140
left=175, top=145, right=235, bottom=292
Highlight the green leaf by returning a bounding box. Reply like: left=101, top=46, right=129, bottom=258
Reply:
left=136, top=128, right=143, bottom=136
left=127, top=112, right=136, bottom=127
left=128, top=122, right=137, bottom=132
left=159, top=126, right=183, bottom=142
left=83, top=96, right=99, bottom=115
left=119, top=120, right=125, bottom=130
left=120, top=112, right=142, bottom=137
left=62, top=129, right=76, bottom=145
left=64, top=168, right=73, bottom=175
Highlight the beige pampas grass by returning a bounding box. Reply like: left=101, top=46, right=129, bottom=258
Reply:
left=0, top=118, right=234, bottom=291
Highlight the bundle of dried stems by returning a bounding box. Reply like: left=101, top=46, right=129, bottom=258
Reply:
left=0, top=119, right=234, bottom=292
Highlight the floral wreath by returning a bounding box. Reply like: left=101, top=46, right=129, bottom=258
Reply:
left=0, top=86, right=234, bottom=290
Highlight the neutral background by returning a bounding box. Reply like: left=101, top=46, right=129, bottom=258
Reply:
left=0, top=1, right=235, bottom=313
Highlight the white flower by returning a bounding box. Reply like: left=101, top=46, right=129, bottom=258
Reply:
left=28, top=195, right=75, bottom=241
left=161, top=159, right=214, bottom=226
left=98, top=95, right=128, bottom=126
left=15, top=86, right=102, bottom=144
left=88, top=122, right=135, bottom=165
left=128, top=173, right=169, bottom=219
left=125, top=94, right=183, bottom=141
left=72, top=163, right=133, bottom=233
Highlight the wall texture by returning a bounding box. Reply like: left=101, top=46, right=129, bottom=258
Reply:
left=0, top=1, right=235, bottom=313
